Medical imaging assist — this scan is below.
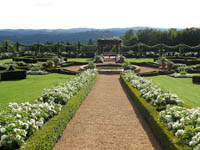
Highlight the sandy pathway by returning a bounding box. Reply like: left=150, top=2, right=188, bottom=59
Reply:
left=53, top=75, right=161, bottom=150
left=62, top=66, right=81, bottom=72
left=139, top=66, right=160, bottom=73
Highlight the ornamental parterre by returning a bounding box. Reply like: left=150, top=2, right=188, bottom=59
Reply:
left=0, top=69, right=97, bottom=149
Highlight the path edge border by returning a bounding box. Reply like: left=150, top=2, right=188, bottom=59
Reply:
left=21, top=73, right=98, bottom=150
left=120, top=74, right=192, bottom=150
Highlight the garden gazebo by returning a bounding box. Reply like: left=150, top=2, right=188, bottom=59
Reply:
left=97, top=38, right=122, bottom=55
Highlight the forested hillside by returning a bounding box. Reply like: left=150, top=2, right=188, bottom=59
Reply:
left=0, top=27, right=168, bottom=44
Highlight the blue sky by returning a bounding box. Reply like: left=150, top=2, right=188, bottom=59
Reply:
left=0, top=0, right=199, bottom=29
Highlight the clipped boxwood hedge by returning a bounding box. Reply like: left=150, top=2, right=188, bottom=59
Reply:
left=168, top=59, right=200, bottom=65
left=120, top=75, right=192, bottom=150
left=129, top=62, right=159, bottom=68
left=46, top=68, right=79, bottom=75
left=0, top=70, right=26, bottom=81
left=13, top=57, right=53, bottom=63
left=192, top=75, right=200, bottom=84
left=137, top=70, right=175, bottom=77
left=61, top=61, right=89, bottom=67
left=21, top=73, right=97, bottom=150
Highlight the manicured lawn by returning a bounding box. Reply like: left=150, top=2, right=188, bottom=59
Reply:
left=68, top=58, right=93, bottom=62
left=145, top=75, right=200, bottom=107
left=126, top=58, right=154, bottom=63
left=0, top=59, right=12, bottom=64
left=0, top=73, right=73, bottom=109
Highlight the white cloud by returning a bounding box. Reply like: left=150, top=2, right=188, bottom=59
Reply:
left=0, top=0, right=199, bottom=29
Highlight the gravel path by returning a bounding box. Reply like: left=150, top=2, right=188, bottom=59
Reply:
left=53, top=74, right=162, bottom=150
left=62, top=65, right=160, bottom=73
left=62, top=66, right=81, bottom=71
left=139, top=66, right=160, bottom=73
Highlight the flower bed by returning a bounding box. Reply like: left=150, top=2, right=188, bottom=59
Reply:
left=27, top=70, right=48, bottom=75
left=0, top=69, right=97, bottom=150
left=160, top=106, right=200, bottom=150
left=21, top=69, right=97, bottom=150
left=123, top=70, right=183, bottom=109
left=170, top=73, right=193, bottom=78
left=121, top=70, right=193, bottom=150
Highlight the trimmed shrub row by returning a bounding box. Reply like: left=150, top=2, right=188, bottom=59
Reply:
left=21, top=73, right=97, bottom=150
left=120, top=74, right=192, bottom=150
left=192, top=75, right=200, bottom=84
left=61, top=61, right=89, bottom=67
left=129, top=62, right=159, bottom=68
left=0, top=70, right=26, bottom=81
left=46, top=68, right=79, bottom=75
left=13, top=57, right=54, bottom=63
left=137, top=70, right=175, bottom=77
left=168, top=59, right=200, bottom=65
left=0, top=66, right=7, bottom=71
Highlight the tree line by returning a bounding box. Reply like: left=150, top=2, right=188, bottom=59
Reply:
left=1, top=27, right=200, bottom=57
left=122, top=27, right=200, bottom=46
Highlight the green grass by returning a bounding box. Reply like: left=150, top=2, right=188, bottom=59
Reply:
left=0, top=59, right=12, bottom=64
left=68, top=58, right=93, bottom=62
left=0, top=73, right=73, bottom=109
left=126, top=58, right=154, bottom=63
left=145, top=75, right=200, bottom=107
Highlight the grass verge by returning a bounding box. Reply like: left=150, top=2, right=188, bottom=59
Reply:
left=145, top=75, right=200, bottom=107
left=68, top=58, right=93, bottom=62
left=0, top=74, right=73, bottom=109
left=0, top=59, right=12, bottom=64
left=126, top=58, right=154, bottom=63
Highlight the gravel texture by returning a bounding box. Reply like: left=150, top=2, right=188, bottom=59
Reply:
left=53, top=74, right=162, bottom=150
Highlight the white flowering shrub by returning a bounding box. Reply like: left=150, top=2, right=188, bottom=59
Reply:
left=160, top=106, right=200, bottom=149
left=0, top=69, right=97, bottom=149
left=0, top=102, right=62, bottom=149
left=39, top=69, right=97, bottom=105
left=122, top=70, right=183, bottom=107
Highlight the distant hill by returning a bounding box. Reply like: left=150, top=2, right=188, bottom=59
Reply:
left=0, top=27, right=175, bottom=44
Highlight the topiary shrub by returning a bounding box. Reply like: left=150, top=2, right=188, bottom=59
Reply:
left=0, top=66, right=7, bottom=71
left=8, top=65, right=15, bottom=71
left=192, top=75, right=200, bottom=84
left=0, top=70, right=26, bottom=81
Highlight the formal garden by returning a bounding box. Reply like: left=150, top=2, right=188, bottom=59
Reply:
left=0, top=37, right=200, bottom=150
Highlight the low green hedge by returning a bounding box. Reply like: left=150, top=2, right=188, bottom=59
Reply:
left=188, top=69, right=200, bottom=73
left=46, top=68, right=79, bottom=75
left=21, top=73, right=97, bottom=150
left=129, top=62, right=159, bottom=68
left=120, top=75, right=192, bottom=150
left=137, top=70, right=175, bottom=77
left=0, top=66, right=7, bottom=71
left=60, top=62, right=74, bottom=67
left=0, top=70, right=26, bottom=81
left=13, top=57, right=37, bottom=63
left=13, top=57, right=53, bottom=63
left=192, top=75, right=200, bottom=84
left=168, top=59, right=200, bottom=65
left=61, top=61, right=88, bottom=67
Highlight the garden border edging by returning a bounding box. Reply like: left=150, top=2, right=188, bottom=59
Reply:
left=20, top=73, right=98, bottom=150
left=120, top=74, right=192, bottom=150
